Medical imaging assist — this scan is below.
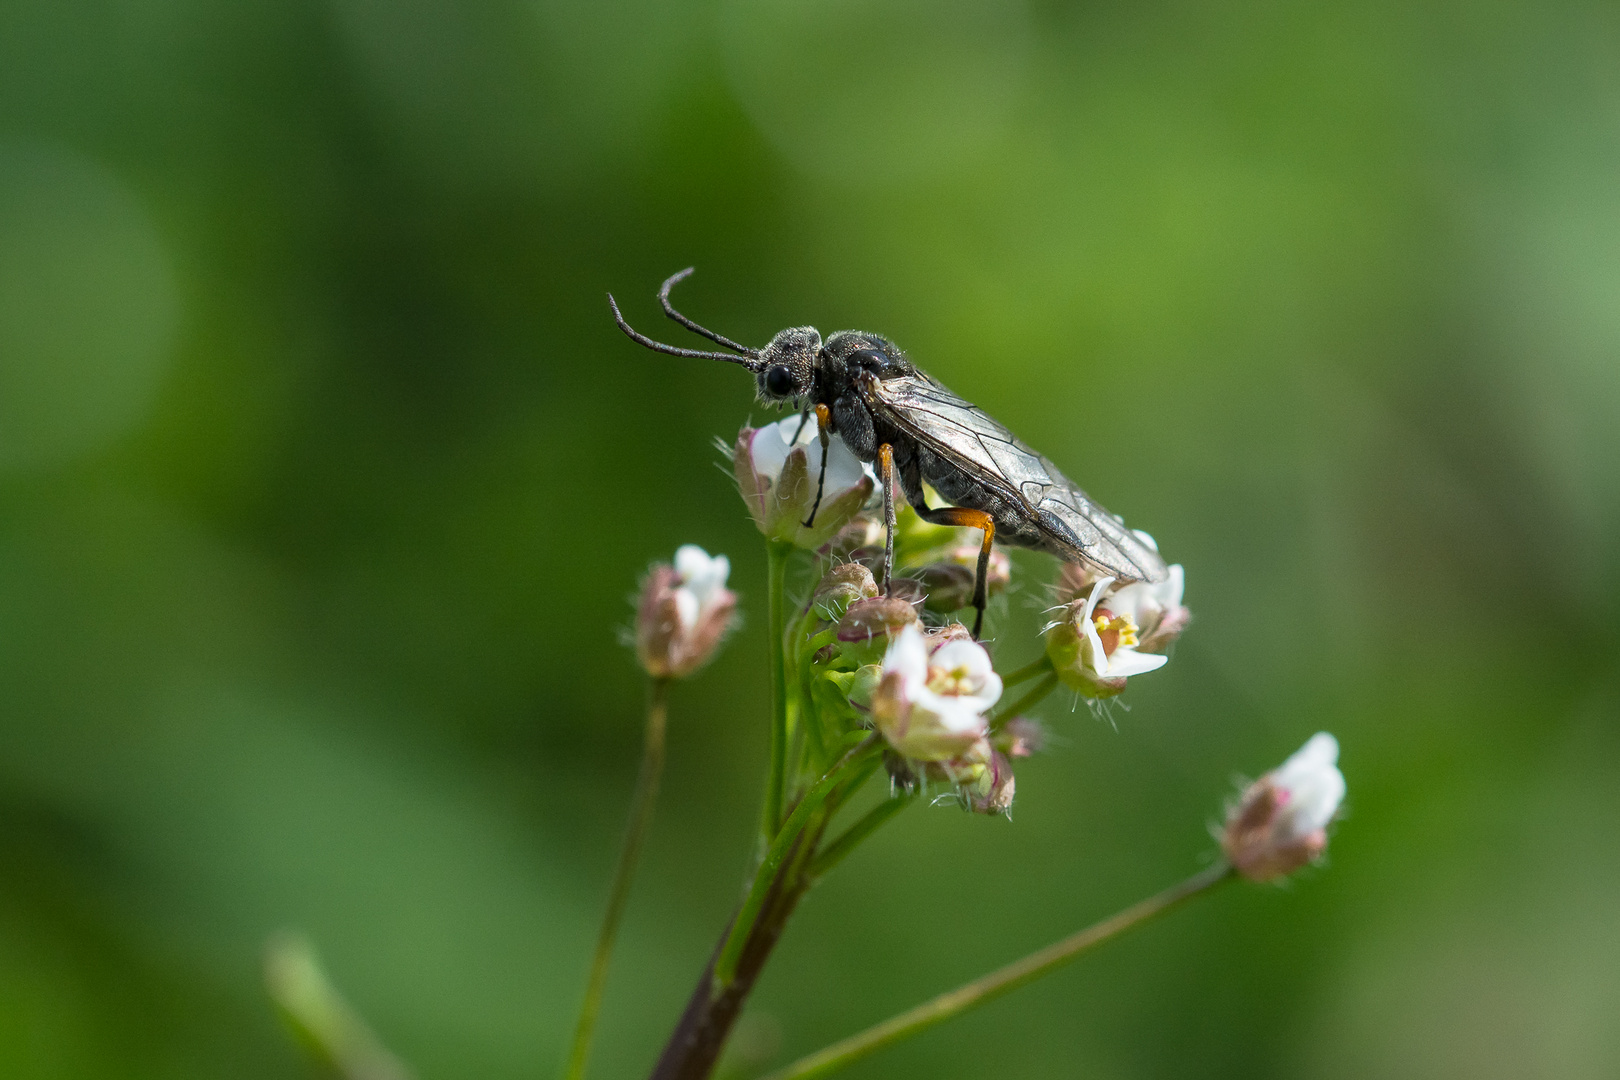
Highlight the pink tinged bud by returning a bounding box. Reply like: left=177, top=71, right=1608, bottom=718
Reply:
left=634, top=545, right=737, bottom=679
left=834, top=595, right=921, bottom=665
left=869, top=625, right=1001, bottom=762
left=733, top=418, right=875, bottom=550
left=1222, top=732, right=1346, bottom=882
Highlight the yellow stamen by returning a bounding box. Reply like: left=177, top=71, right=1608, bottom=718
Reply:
left=1092, top=611, right=1140, bottom=651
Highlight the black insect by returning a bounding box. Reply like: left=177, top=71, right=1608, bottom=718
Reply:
left=609, top=268, right=1168, bottom=638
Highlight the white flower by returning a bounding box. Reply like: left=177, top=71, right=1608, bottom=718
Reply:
left=733, top=417, right=875, bottom=549
left=1044, top=550, right=1187, bottom=697
left=1075, top=576, right=1169, bottom=679
left=870, top=624, right=1002, bottom=761
left=635, top=545, right=737, bottom=679
left=1223, top=732, right=1347, bottom=882
left=1099, top=563, right=1188, bottom=654
left=1269, top=732, right=1347, bottom=842
left=672, top=544, right=731, bottom=629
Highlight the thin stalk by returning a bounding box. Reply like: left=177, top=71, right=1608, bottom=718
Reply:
left=808, top=791, right=917, bottom=880
left=992, top=671, right=1059, bottom=724
left=1000, top=654, right=1053, bottom=689
left=562, top=678, right=672, bottom=1080
left=714, top=736, right=878, bottom=989
left=763, top=540, right=793, bottom=839
left=759, top=861, right=1235, bottom=1080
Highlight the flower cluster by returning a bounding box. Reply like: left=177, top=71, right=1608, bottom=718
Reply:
left=720, top=421, right=1193, bottom=812
left=632, top=423, right=1349, bottom=850
left=585, top=410, right=1353, bottom=1080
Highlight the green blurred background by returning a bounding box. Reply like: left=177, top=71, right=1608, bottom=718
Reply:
left=2, top=0, right=1618, bottom=1076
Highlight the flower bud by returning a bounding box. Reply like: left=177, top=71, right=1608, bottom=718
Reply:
left=827, top=515, right=886, bottom=561
left=1222, top=733, right=1346, bottom=882
left=846, top=663, right=883, bottom=710
left=919, top=739, right=1015, bottom=815
left=967, top=747, right=1016, bottom=815
left=869, top=624, right=1002, bottom=762
left=913, top=561, right=975, bottom=613
left=811, top=562, right=880, bottom=620
left=1044, top=566, right=1184, bottom=698
left=634, top=544, right=737, bottom=679
left=734, top=418, right=875, bottom=549
left=946, top=543, right=1011, bottom=595
left=834, top=595, right=921, bottom=665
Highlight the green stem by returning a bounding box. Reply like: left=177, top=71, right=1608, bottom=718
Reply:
left=992, top=671, right=1059, bottom=724
left=561, top=678, right=671, bottom=1080
left=1000, top=654, right=1054, bottom=689
left=758, top=861, right=1235, bottom=1080
left=763, top=540, right=794, bottom=839
left=714, top=735, right=878, bottom=989
left=808, top=790, right=917, bottom=880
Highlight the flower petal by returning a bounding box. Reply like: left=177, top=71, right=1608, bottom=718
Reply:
left=1103, top=648, right=1168, bottom=678
left=882, top=622, right=930, bottom=684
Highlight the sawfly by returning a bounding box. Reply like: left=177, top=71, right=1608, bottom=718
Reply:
left=609, top=268, right=1168, bottom=638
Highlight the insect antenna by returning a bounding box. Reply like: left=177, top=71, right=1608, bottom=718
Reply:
left=657, top=268, right=759, bottom=358
left=608, top=292, right=763, bottom=371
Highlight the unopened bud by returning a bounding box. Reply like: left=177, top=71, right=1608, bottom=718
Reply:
left=968, top=748, right=1016, bottom=815
left=734, top=419, right=875, bottom=549
left=1222, top=733, right=1346, bottom=882
left=811, top=562, right=880, bottom=620
left=827, top=515, right=886, bottom=561
left=946, top=544, right=1011, bottom=595
left=835, top=596, right=921, bottom=665
left=913, top=561, right=975, bottom=613
left=634, top=545, right=737, bottom=679
left=919, top=739, right=1015, bottom=815
left=846, top=663, right=883, bottom=710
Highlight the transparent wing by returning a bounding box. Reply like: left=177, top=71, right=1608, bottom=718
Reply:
left=864, top=373, right=1168, bottom=583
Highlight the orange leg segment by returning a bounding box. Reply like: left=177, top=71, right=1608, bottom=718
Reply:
left=916, top=506, right=996, bottom=639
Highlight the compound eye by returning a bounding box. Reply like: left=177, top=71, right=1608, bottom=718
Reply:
left=764, top=365, right=796, bottom=397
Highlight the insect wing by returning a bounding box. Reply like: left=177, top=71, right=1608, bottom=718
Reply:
left=865, top=374, right=1167, bottom=583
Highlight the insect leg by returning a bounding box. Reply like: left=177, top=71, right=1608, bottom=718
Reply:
left=877, top=443, right=896, bottom=594
left=915, top=506, right=997, bottom=639
left=802, top=404, right=833, bottom=527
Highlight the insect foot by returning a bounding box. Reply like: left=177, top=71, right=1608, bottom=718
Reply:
left=1044, top=558, right=1188, bottom=699
left=734, top=417, right=874, bottom=550
left=1221, top=733, right=1347, bottom=882
left=634, top=544, right=737, bottom=680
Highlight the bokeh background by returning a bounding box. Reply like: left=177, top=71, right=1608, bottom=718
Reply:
left=3, top=0, right=1619, bottom=1077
